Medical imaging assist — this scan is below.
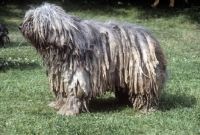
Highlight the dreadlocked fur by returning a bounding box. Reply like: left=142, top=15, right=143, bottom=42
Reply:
left=0, top=23, right=9, bottom=47
left=19, top=3, right=167, bottom=116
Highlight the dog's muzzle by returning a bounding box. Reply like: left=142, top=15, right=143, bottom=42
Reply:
left=18, top=23, right=22, bottom=30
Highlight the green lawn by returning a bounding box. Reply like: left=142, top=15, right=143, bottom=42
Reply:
left=0, top=1, right=200, bottom=134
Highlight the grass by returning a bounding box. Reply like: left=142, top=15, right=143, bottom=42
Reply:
left=0, top=1, right=200, bottom=134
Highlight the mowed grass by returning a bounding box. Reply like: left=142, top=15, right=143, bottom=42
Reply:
left=0, top=1, right=200, bottom=134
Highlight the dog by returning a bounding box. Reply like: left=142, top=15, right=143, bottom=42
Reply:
left=19, top=3, right=167, bottom=116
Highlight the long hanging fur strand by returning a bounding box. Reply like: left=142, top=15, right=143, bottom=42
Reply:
left=19, top=3, right=167, bottom=116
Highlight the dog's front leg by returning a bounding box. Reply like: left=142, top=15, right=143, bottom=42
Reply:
left=151, top=0, right=159, bottom=7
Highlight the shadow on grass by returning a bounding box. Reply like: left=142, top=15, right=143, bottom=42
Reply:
left=0, top=4, right=25, bottom=29
left=0, top=60, right=42, bottom=72
left=0, top=40, right=29, bottom=49
left=2, top=41, right=29, bottom=48
left=89, top=92, right=197, bottom=113
left=90, top=97, right=128, bottom=113
left=159, top=92, right=197, bottom=111
left=1, top=0, right=200, bottom=26
left=60, top=0, right=200, bottom=24
left=134, top=5, right=200, bottom=24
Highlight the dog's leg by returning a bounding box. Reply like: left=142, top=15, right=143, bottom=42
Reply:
left=57, top=91, right=91, bottom=116
left=169, top=0, right=175, bottom=7
left=57, top=69, right=91, bottom=116
left=151, top=0, right=159, bottom=7
left=48, top=93, right=66, bottom=110
left=57, top=95, right=81, bottom=116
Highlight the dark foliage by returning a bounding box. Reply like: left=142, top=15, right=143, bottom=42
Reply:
left=1, top=0, right=200, bottom=6
left=0, top=24, right=10, bottom=47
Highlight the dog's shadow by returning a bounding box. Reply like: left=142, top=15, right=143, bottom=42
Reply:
left=89, top=92, right=197, bottom=113
left=159, top=92, right=197, bottom=111
left=90, top=96, right=128, bottom=113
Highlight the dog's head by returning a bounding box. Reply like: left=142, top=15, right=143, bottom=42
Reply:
left=18, top=10, right=34, bottom=43
left=19, top=3, right=68, bottom=47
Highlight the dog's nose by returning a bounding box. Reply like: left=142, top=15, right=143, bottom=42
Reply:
left=18, top=24, right=22, bottom=30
